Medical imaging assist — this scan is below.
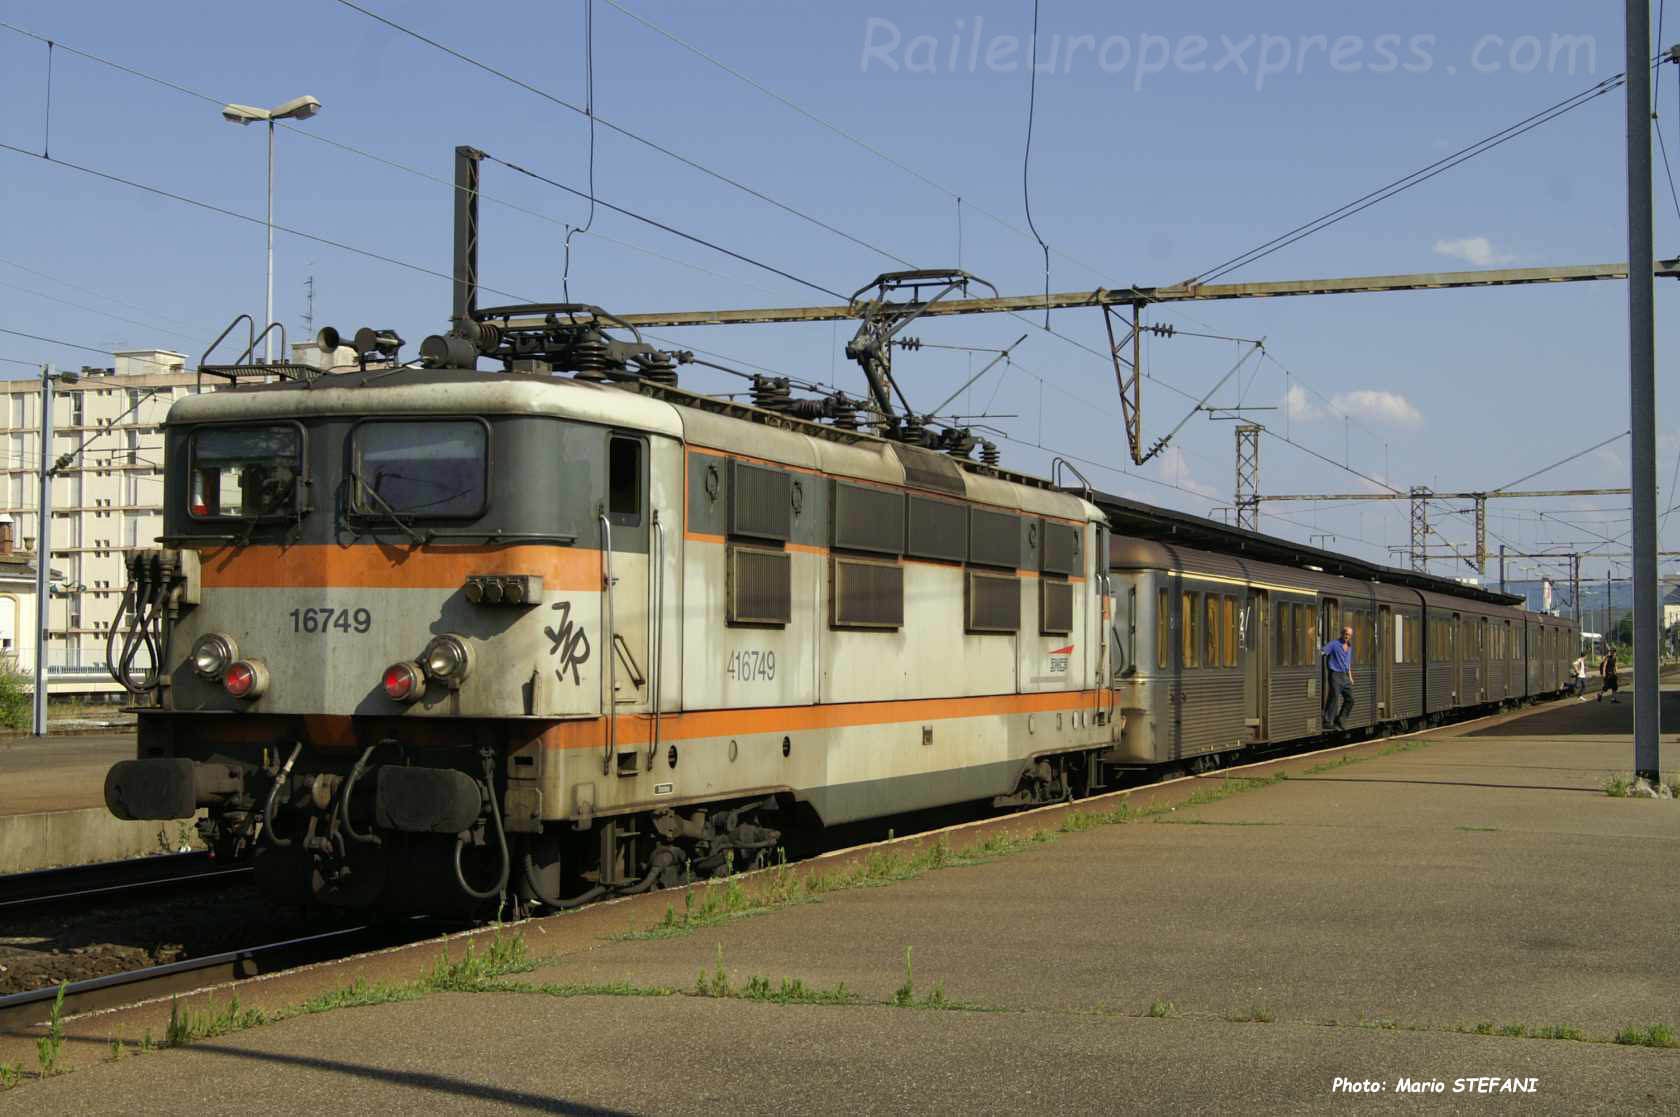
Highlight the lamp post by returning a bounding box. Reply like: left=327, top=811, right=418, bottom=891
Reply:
left=33, top=364, right=81, bottom=737
left=221, top=95, right=323, bottom=363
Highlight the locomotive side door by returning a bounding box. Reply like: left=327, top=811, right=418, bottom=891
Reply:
left=1244, top=590, right=1268, bottom=740
left=603, top=432, right=652, bottom=717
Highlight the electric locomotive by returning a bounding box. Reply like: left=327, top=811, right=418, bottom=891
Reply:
left=103, top=307, right=1119, bottom=914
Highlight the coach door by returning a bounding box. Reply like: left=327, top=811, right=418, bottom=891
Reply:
left=1476, top=617, right=1489, bottom=702
left=1244, top=590, right=1268, bottom=740
left=1319, top=597, right=1340, bottom=708
left=1378, top=606, right=1393, bottom=720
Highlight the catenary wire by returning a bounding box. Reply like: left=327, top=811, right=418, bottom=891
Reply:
left=1190, top=66, right=1647, bottom=285
left=595, top=0, right=1117, bottom=284
left=1020, top=0, right=1052, bottom=325
left=0, top=20, right=885, bottom=298
left=324, top=3, right=915, bottom=272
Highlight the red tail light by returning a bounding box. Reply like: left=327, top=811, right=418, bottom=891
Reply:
left=383, top=661, right=425, bottom=702
left=224, top=659, right=268, bottom=699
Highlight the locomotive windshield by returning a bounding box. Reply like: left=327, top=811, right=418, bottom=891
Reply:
left=349, top=419, right=488, bottom=518
left=189, top=424, right=301, bottom=519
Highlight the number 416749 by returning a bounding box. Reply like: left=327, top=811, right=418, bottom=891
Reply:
left=290, top=607, right=372, bottom=634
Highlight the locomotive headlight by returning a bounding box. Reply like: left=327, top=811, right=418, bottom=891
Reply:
left=422, top=634, right=474, bottom=685
left=191, top=633, right=239, bottom=679
left=223, top=659, right=269, bottom=699
left=382, top=661, right=426, bottom=703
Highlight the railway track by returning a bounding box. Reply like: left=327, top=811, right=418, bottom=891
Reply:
left=0, top=921, right=437, bottom=1033
left=0, top=851, right=252, bottom=916
left=0, top=693, right=1577, bottom=1037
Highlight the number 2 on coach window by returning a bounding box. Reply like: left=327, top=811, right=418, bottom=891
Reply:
left=289, top=607, right=373, bottom=635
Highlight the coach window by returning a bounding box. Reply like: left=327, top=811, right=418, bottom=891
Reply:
left=1276, top=603, right=1292, bottom=666
left=1182, top=592, right=1199, bottom=667
left=1221, top=595, right=1237, bottom=667
left=1204, top=594, right=1219, bottom=668
left=1156, top=588, right=1169, bottom=670
left=607, top=435, right=643, bottom=527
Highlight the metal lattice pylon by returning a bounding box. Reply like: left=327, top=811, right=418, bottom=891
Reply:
left=1234, top=424, right=1261, bottom=531
left=1409, top=486, right=1431, bottom=572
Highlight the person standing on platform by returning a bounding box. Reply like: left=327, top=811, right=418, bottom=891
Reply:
left=1572, top=652, right=1588, bottom=700
left=1323, top=625, right=1355, bottom=731
left=1597, top=646, right=1619, bottom=703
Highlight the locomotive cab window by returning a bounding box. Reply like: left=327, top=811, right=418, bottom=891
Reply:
left=350, top=419, right=487, bottom=518
left=607, top=435, right=643, bottom=526
left=189, top=424, right=302, bottom=519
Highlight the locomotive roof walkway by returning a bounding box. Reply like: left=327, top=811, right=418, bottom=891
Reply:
left=9, top=695, right=1677, bottom=1114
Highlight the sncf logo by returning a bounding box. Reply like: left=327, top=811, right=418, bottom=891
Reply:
left=1048, top=644, right=1074, bottom=673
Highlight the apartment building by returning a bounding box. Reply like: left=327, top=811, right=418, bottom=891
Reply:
left=0, top=348, right=196, bottom=677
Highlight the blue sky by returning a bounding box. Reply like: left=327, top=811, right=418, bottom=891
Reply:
left=0, top=1, right=1673, bottom=594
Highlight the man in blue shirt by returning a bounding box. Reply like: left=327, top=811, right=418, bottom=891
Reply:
left=1323, top=625, right=1354, bottom=731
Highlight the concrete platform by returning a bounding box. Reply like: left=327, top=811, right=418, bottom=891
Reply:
left=0, top=734, right=134, bottom=817
left=0, top=733, right=187, bottom=872
left=10, top=701, right=1678, bottom=1113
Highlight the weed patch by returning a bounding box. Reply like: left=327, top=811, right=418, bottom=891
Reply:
left=163, top=994, right=266, bottom=1047
left=1602, top=774, right=1634, bottom=798
left=1614, top=1023, right=1678, bottom=1048
left=1456, top=826, right=1499, bottom=833
left=1147, top=999, right=1176, bottom=1019
left=1227, top=1006, right=1274, bottom=1023
left=0, top=1063, right=20, bottom=1090
left=35, top=984, right=65, bottom=1076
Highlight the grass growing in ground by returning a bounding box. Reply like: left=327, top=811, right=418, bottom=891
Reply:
left=1602, top=774, right=1635, bottom=797
left=1615, top=1023, right=1678, bottom=1048
left=1456, top=826, right=1499, bottom=833
left=1227, top=1006, right=1275, bottom=1023
left=0, top=1064, right=20, bottom=1090
left=1147, top=999, right=1177, bottom=1019
left=35, top=985, right=66, bottom=1076
left=163, top=994, right=266, bottom=1047
left=620, top=743, right=1432, bottom=945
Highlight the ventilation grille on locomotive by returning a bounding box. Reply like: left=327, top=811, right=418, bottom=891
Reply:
left=1040, top=521, right=1079, bottom=575
left=906, top=496, right=968, bottom=563
left=1040, top=578, right=1074, bottom=635
left=728, top=545, right=792, bottom=626
left=832, top=556, right=904, bottom=629
left=832, top=482, right=905, bottom=555
left=730, top=461, right=792, bottom=541
left=968, top=509, right=1021, bottom=570
left=966, top=570, right=1021, bottom=633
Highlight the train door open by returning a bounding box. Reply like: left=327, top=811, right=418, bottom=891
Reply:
left=1319, top=597, right=1340, bottom=715
left=1244, top=590, right=1268, bottom=740
left=1378, top=605, right=1393, bottom=721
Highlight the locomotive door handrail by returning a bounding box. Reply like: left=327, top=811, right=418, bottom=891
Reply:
left=600, top=512, right=617, bottom=776
left=647, top=512, right=665, bottom=767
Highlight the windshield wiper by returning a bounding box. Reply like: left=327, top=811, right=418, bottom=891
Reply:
left=347, top=469, right=430, bottom=546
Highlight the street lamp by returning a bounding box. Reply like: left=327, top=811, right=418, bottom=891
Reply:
left=33, top=365, right=80, bottom=736
left=220, top=94, right=322, bottom=363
